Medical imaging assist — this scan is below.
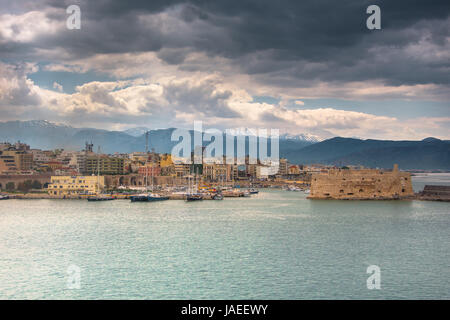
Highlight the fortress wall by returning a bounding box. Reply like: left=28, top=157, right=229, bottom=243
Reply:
left=308, top=167, right=414, bottom=200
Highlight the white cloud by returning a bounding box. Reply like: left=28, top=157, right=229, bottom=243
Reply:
left=52, top=82, right=63, bottom=92
left=1, top=60, right=449, bottom=140
left=0, top=10, right=63, bottom=43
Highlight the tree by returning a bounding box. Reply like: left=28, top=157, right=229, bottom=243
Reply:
left=31, top=180, right=42, bottom=189
left=6, top=182, right=15, bottom=190
left=17, top=180, right=33, bottom=193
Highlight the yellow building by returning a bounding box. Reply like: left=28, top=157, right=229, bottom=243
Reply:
left=0, top=150, right=33, bottom=172
left=85, top=156, right=124, bottom=175
left=160, top=154, right=173, bottom=167
left=47, top=175, right=105, bottom=197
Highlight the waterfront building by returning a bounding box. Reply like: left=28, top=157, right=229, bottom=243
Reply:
left=129, top=152, right=149, bottom=162
left=0, top=151, right=17, bottom=173
left=174, top=163, right=191, bottom=177
left=0, top=149, right=33, bottom=172
left=85, top=156, right=125, bottom=175
left=30, top=149, right=51, bottom=164
left=69, top=152, right=88, bottom=174
left=256, top=165, right=271, bottom=180
left=308, top=164, right=414, bottom=200
left=203, top=163, right=229, bottom=182
left=45, top=161, right=64, bottom=172
left=288, top=165, right=301, bottom=175
left=159, top=154, right=173, bottom=167
left=138, top=164, right=161, bottom=177
left=47, top=175, right=104, bottom=196
left=279, top=158, right=289, bottom=175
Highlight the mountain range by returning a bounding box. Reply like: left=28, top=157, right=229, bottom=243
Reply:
left=0, top=120, right=449, bottom=170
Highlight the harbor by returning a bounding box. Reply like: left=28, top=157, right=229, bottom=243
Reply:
left=1, top=186, right=449, bottom=300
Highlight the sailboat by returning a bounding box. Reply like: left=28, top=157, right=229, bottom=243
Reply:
left=130, top=135, right=169, bottom=202
left=185, top=168, right=203, bottom=201
left=88, top=146, right=115, bottom=201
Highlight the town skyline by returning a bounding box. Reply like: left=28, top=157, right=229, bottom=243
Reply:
left=0, top=1, right=449, bottom=140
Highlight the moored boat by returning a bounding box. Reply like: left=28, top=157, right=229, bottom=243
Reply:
left=185, top=193, right=203, bottom=201
left=212, top=193, right=224, bottom=200
left=87, top=195, right=115, bottom=201
left=0, top=194, right=10, bottom=200
left=130, top=193, right=169, bottom=202
left=248, top=188, right=259, bottom=194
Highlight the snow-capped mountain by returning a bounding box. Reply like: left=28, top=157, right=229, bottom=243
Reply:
left=280, top=133, right=322, bottom=143
left=123, top=127, right=151, bottom=137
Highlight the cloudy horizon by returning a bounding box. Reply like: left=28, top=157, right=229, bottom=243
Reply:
left=0, top=0, right=449, bottom=140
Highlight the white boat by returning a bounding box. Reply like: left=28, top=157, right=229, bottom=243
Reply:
left=0, top=194, right=10, bottom=200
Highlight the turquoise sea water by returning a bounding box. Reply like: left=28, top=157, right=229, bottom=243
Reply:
left=0, top=175, right=449, bottom=299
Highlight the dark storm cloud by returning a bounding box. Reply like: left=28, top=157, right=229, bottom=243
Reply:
left=3, top=0, right=449, bottom=86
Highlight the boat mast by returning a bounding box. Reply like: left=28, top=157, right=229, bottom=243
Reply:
left=151, top=148, right=155, bottom=192
left=97, top=145, right=101, bottom=194
left=145, top=131, right=149, bottom=191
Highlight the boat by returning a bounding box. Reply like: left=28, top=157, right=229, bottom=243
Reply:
left=212, top=193, right=224, bottom=200
left=186, top=193, right=203, bottom=201
left=130, top=193, right=169, bottom=202
left=185, top=169, right=203, bottom=201
left=241, top=191, right=251, bottom=197
left=248, top=188, right=259, bottom=194
left=288, top=185, right=302, bottom=191
left=0, top=194, right=10, bottom=200
left=87, top=195, right=115, bottom=201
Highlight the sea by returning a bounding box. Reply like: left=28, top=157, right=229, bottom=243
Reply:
left=0, top=174, right=449, bottom=299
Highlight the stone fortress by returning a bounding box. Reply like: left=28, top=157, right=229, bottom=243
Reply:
left=308, top=164, right=414, bottom=200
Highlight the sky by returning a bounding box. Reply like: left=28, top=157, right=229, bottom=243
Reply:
left=0, top=0, right=449, bottom=140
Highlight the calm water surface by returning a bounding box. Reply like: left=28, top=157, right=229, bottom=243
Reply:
left=0, top=176, right=449, bottom=299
